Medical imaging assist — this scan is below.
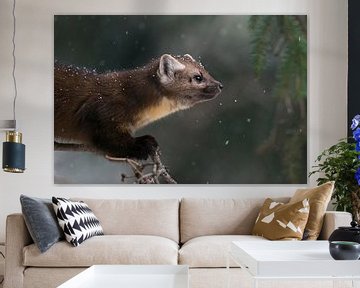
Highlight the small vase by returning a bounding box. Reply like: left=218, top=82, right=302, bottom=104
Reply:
left=328, top=221, right=360, bottom=244
left=329, top=241, right=360, bottom=260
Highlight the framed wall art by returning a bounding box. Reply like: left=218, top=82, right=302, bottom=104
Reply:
left=54, top=15, right=307, bottom=184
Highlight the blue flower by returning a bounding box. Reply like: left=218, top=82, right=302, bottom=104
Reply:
left=352, top=115, right=360, bottom=130
left=350, top=115, right=360, bottom=186
left=356, top=168, right=360, bottom=186
left=353, top=128, right=360, bottom=142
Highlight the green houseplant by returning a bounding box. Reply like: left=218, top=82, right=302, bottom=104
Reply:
left=310, top=115, right=360, bottom=222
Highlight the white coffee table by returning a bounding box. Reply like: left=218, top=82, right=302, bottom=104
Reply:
left=58, top=265, right=189, bottom=288
left=228, top=241, right=360, bottom=288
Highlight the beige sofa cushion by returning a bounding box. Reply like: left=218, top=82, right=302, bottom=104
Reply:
left=23, top=235, right=178, bottom=267
left=72, top=198, right=179, bottom=242
left=179, top=235, right=267, bottom=267
left=180, top=198, right=288, bottom=243
left=289, top=181, right=334, bottom=240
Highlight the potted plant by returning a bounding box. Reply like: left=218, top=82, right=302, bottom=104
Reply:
left=310, top=115, right=360, bottom=222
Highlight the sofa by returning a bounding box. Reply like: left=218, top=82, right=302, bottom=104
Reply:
left=4, top=198, right=352, bottom=288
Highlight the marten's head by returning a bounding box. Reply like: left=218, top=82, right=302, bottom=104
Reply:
left=157, top=54, right=223, bottom=108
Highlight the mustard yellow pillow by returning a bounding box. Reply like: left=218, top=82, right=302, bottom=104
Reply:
left=252, top=198, right=310, bottom=240
left=289, top=181, right=334, bottom=240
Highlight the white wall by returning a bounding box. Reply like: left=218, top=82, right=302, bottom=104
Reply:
left=0, top=0, right=348, bottom=242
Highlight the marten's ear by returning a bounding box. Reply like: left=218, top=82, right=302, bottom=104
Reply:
left=158, top=54, right=185, bottom=84
left=184, top=54, right=195, bottom=62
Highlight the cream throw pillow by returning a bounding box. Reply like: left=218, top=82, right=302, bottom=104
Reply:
left=289, top=181, right=334, bottom=240
left=252, top=198, right=310, bottom=240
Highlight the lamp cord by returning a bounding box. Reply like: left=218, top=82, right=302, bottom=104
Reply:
left=12, top=0, right=17, bottom=130
left=0, top=251, right=4, bottom=284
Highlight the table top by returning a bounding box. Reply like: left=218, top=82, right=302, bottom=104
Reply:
left=231, top=240, right=360, bottom=278
left=58, top=265, right=189, bottom=288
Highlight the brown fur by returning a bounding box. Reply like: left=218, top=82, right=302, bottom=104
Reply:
left=54, top=54, right=223, bottom=160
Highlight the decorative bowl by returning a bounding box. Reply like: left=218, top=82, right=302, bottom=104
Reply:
left=329, top=241, right=360, bottom=260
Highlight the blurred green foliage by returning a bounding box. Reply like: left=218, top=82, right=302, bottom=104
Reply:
left=249, top=15, right=306, bottom=99
left=248, top=15, right=307, bottom=183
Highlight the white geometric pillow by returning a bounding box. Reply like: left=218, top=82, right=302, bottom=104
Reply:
left=52, top=197, right=104, bottom=247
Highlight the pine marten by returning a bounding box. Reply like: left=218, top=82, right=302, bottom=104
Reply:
left=54, top=54, right=223, bottom=160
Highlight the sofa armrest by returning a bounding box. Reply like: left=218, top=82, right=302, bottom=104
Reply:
left=318, top=211, right=352, bottom=240
left=4, top=213, right=33, bottom=288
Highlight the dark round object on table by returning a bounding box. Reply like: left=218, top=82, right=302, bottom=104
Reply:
left=329, top=222, right=360, bottom=244
left=351, top=220, right=358, bottom=228
left=329, top=241, right=360, bottom=260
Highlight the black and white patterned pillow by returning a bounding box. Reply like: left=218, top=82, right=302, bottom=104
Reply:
left=52, top=197, right=104, bottom=247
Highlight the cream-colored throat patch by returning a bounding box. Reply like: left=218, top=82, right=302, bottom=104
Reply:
left=134, top=97, right=186, bottom=130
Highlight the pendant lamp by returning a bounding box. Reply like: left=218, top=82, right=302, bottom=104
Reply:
left=1, top=0, right=25, bottom=173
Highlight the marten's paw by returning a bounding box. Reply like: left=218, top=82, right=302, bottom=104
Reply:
left=133, top=135, right=159, bottom=160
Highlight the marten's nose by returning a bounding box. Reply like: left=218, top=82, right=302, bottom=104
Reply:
left=219, top=83, right=224, bottom=90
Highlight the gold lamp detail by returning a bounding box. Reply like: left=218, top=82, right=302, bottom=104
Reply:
left=1, top=0, right=26, bottom=173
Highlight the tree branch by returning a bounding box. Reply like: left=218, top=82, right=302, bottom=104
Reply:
left=152, top=148, right=177, bottom=184
left=55, top=142, right=177, bottom=184
left=106, top=147, right=177, bottom=184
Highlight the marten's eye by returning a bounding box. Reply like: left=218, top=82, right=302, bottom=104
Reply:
left=193, top=75, right=203, bottom=83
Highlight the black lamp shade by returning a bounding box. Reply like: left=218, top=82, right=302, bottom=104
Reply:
left=2, top=131, right=25, bottom=173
